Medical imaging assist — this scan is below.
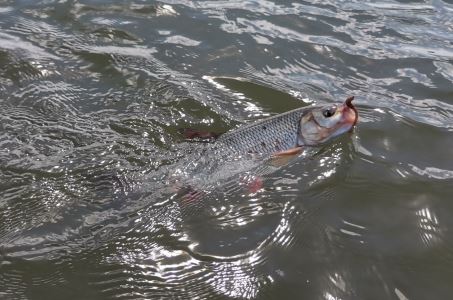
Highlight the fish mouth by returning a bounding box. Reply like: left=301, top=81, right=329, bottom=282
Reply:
left=341, top=96, right=358, bottom=127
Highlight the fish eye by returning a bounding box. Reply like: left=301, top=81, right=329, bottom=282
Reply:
left=322, top=106, right=337, bottom=118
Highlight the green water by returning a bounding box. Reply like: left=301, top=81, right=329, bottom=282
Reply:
left=1, top=1, right=453, bottom=299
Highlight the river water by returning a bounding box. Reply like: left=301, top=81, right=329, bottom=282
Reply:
left=1, top=0, right=453, bottom=299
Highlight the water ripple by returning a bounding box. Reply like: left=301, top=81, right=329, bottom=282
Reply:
left=1, top=0, right=453, bottom=298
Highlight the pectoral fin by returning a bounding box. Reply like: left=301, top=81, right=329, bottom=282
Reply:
left=272, top=146, right=303, bottom=157
left=270, top=146, right=303, bottom=167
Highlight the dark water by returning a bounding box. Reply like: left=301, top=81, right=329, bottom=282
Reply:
left=1, top=0, right=453, bottom=299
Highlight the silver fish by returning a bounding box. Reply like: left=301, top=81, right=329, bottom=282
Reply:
left=173, top=97, right=358, bottom=191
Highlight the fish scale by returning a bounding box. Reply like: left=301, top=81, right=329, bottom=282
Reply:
left=216, top=106, right=311, bottom=156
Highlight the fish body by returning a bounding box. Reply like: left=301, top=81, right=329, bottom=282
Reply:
left=172, top=97, right=358, bottom=191
left=217, top=106, right=309, bottom=156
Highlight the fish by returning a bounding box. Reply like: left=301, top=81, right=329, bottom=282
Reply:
left=181, top=96, right=357, bottom=155
left=172, top=96, right=358, bottom=195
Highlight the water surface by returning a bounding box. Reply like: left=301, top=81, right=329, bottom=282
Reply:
left=1, top=0, right=453, bottom=299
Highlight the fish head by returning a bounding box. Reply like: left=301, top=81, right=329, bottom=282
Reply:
left=298, top=96, right=358, bottom=146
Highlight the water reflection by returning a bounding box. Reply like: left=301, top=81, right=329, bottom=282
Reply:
left=90, top=202, right=281, bottom=298
left=416, top=206, right=441, bottom=247
left=1, top=0, right=453, bottom=298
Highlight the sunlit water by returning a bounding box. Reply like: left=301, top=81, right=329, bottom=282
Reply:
left=1, top=0, right=453, bottom=299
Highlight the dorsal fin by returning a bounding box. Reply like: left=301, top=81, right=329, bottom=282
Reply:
left=178, top=128, right=223, bottom=143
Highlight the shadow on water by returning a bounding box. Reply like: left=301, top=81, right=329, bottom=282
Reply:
left=1, top=0, right=453, bottom=299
